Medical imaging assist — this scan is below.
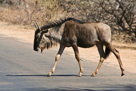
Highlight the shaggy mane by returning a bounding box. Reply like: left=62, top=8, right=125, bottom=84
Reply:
left=40, top=17, right=84, bottom=31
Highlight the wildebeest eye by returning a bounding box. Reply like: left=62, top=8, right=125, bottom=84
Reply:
left=42, top=29, right=48, bottom=33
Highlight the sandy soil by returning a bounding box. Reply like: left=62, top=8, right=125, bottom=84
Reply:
left=0, top=21, right=136, bottom=74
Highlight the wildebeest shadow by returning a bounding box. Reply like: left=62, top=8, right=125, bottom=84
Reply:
left=7, top=74, right=89, bottom=77
left=7, top=75, right=47, bottom=77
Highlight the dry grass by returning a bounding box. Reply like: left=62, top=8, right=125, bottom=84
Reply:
left=0, top=7, right=28, bottom=24
left=0, top=1, right=66, bottom=26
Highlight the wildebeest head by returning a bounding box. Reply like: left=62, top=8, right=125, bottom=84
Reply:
left=33, top=22, right=48, bottom=53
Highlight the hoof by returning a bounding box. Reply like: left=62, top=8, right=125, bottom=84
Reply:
left=121, top=73, right=125, bottom=76
left=91, top=73, right=95, bottom=77
left=47, top=74, right=51, bottom=77
left=78, top=73, right=82, bottom=77
left=91, top=74, right=95, bottom=77
left=77, top=75, right=81, bottom=77
left=47, top=72, right=52, bottom=77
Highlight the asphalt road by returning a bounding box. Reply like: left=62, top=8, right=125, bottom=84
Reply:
left=0, top=34, right=136, bottom=91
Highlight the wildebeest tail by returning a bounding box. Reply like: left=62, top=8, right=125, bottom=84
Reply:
left=104, top=47, right=111, bottom=59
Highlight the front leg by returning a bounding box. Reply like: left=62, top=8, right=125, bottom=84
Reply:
left=47, top=45, right=65, bottom=77
left=72, top=43, right=83, bottom=77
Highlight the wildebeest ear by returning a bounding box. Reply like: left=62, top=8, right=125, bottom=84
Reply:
left=42, top=29, right=48, bottom=33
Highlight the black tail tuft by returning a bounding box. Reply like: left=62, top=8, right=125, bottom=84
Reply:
left=104, top=47, right=111, bottom=59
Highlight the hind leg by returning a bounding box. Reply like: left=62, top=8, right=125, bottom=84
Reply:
left=91, top=43, right=105, bottom=77
left=106, top=43, right=125, bottom=76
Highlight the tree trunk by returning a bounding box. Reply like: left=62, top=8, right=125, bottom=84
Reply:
left=35, top=0, right=38, bottom=7
left=134, top=26, right=136, bottom=38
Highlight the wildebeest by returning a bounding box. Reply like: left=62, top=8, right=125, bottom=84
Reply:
left=33, top=17, right=125, bottom=77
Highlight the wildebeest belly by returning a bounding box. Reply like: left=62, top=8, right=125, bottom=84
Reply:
left=75, top=24, right=99, bottom=48
left=77, top=38, right=98, bottom=48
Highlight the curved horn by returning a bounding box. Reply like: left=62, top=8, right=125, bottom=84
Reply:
left=34, top=21, right=40, bottom=30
